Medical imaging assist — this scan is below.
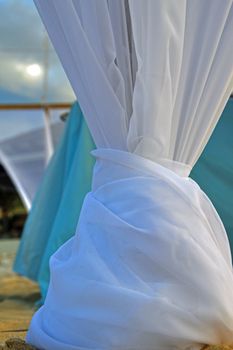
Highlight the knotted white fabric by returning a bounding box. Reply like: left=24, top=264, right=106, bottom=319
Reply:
left=28, top=1, right=233, bottom=349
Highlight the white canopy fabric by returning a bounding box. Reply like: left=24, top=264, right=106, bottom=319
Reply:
left=0, top=113, right=64, bottom=210
left=28, top=1, right=233, bottom=349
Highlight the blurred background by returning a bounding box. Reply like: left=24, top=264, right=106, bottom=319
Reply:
left=0, top=3, right=76, bottom=342
left=0, top=0, right=75, bottom=241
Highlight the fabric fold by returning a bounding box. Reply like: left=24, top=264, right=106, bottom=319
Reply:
left=27, top=150, right=233, bottom=349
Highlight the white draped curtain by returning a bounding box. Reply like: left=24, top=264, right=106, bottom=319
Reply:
left=27, top=1, right=233, bottom=349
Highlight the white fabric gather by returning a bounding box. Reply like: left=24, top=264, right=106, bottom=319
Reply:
left=27, top=149, right=233, bottom=350
left=29, top=1, right=233, bottom=349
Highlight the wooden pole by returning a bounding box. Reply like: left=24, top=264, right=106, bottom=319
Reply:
left=0, top=103, right=72, bottom=110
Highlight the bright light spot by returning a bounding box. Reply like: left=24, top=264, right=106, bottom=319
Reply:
left=26, top=64, right=42, bottom=77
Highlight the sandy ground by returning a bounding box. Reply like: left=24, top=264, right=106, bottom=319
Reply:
left=0, top=240, right=40, bottom=348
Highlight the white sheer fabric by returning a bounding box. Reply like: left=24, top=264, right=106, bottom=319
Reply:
left=0, top=120, right=63, bottom=210
left=28, top=1, right=233, bottom=349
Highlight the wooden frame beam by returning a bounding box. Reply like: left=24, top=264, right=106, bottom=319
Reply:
left=0, top=103, right=72, bottom=110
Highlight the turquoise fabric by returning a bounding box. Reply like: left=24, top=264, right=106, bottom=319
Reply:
left=14, top=102, right=95, bottom=301
left=191, top=99, right=233, bottom=253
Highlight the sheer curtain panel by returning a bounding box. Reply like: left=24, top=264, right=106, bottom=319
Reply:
left=28, top=1, right=233, bottom=349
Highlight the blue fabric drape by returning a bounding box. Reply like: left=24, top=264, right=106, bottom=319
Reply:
left=192, top=99, right=233, bottom=252
left=14, top=102, right=95, bottom=301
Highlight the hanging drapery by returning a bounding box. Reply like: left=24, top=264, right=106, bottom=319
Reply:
left=28, top=1, right=233, bottom=349
left=14, top=102, right=95, bottom=302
